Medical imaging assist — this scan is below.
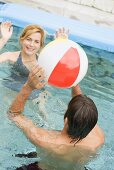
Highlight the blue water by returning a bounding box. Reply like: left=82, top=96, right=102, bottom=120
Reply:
left=0, top=26, right=114, bottom=170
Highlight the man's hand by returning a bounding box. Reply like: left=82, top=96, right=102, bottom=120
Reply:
left=55, top=27, right=69, bottom=39
left=26, top=65, right=46, bottom=90
left=8, top=65, right=46, bottom=118
left=72, top=84, right=82, bottom=97
left=0, top=21, right=13, bottom=42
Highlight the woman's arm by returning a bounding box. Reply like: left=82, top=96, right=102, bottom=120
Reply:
left=0, top=51, right=20, bottom=63
left=0, top=21, right=13, bottom=50
left=0, top=22, right=19, bottom=63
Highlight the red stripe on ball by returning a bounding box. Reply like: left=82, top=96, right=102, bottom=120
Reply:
left=48, top=47, right=80, bottom=88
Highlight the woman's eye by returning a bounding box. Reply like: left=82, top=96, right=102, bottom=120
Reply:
left=26, top=38, right=31, bottom=41
left=35, top=41, right=39, bottom=44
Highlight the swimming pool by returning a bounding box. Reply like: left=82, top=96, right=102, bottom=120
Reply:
left=0, top=25, right=114, bottom=170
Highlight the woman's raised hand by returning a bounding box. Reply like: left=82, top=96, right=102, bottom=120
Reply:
left=0, top=21, right=13, bottom=42
left=55, top=27, right=69, bottom=39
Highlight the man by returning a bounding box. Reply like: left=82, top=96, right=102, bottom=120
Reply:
left=8, top=65, right=104, bottom=170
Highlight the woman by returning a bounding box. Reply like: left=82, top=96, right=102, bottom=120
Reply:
left=0, top=22, right=68, bottom=99
left=0, top=21, right=44, bottom=65
left=0, top=21, right=45, bottom=99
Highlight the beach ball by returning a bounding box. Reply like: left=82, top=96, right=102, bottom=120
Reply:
left=38, top=38, right=88, bottom=88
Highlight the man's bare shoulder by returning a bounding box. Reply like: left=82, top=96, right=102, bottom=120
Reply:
left=79, top=124, right=105, bottom=151
left=35, top=129, right=97, bottom=162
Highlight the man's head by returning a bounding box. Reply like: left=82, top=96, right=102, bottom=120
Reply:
left=64, top=94, right=98, bottom=144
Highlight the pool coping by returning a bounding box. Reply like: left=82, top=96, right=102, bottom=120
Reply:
left=0, top=3, right=114, bottom=52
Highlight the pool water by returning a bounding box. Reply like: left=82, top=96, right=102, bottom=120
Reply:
left=0, top=26, right=114, bottom=170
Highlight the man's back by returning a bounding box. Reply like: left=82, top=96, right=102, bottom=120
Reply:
left=36, top=124, right=104, bottom=170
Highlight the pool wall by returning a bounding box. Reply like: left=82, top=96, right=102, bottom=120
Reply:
left=0, top=3, right=114, bottom=52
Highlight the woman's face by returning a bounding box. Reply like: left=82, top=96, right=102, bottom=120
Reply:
left=21, top=32, right=41, bottom=56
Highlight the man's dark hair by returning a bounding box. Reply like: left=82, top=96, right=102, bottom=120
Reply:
left=64, top=94, right=98, bottom=144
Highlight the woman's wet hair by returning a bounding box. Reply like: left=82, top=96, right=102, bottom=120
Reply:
left=64, top=94, right=98, bottom=145
left=20, top=24, right=45, bottom=48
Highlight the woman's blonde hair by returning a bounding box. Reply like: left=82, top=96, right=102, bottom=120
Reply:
left=20, top=24, right=45, bottom=48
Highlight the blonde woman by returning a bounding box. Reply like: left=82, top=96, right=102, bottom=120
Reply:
left=0, top=21, right=45, bottom=99
left=0, top=22, right=68, bottom=98
left=0, top=22, right=44, bottom=70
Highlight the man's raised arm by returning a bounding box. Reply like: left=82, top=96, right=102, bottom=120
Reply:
left=71, top=84, right=82, bottom=98
left=8, top=65, right=45, bottom=118
left=7, top=66, right=46, bottom=146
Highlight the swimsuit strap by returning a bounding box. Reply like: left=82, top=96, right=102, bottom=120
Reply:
left=15, top=52, right=30, bottom=77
